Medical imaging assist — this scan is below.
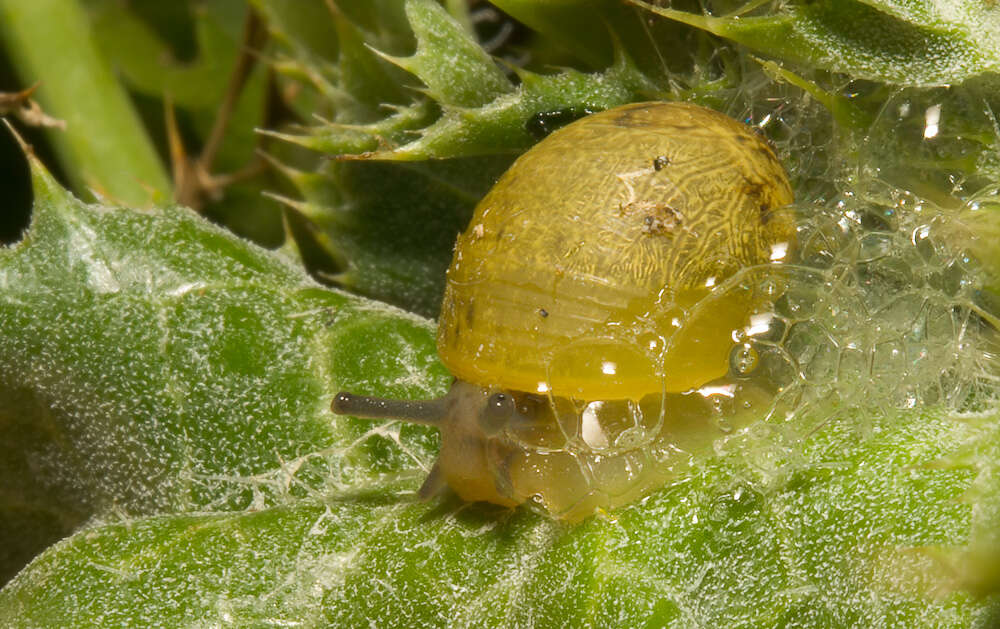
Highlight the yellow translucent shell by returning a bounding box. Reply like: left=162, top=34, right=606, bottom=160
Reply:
left=437, top=102, right=795, bottom=401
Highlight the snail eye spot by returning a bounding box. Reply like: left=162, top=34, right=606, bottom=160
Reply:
left=481, top=392, right=514, bottom=435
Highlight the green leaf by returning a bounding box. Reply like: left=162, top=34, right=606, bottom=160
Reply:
left=934, top=416, right=1000, bottom=597
left=381, top=0, right=514, bottom=109
left=287, top=0, right=665, bottom=161
left=252, top=0, right=416, bottom=122
left=350, top=47, right=661, bottom=161
left=0, top=155, right=449, bottom=582
left=79, top=0, right=286, bottom=247
left=3, top=407, right=1000, bottom=624
left=0, top=0, right=171, bottom=204
left=488, top=0, right=625, bottom=70
left=629, top=0, right=1000, bottom=87
left=87, top=0, right=248, bottom=111
left=491, top=0, right=703, bottom=80
left=2, top=155, right=1000, bottom=626
left=274, top=155, right=513, bottom=317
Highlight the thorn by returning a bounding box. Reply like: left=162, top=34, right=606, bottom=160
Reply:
left=261, top=190, right=310, bottom=213
left=365, top=44, right=415, bottom=73
left=1, top=118, right=33, bottom=155
left=315, top=268, right=355, bottom=286
left=0, top=82, right=37, bottom=103
left=254, top=148, right=297, bottom=177
left=330, top=151, right=377, bottom=161
left=277, top=208, right=305, bottom=263
left=0, top=84, right=65, bottom=129
left=164, top=96, right=193, bottom=204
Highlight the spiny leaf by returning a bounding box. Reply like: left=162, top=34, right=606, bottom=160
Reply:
left=263, top=101, right=437, bottom=156
left=0, top=155, right=449, bottom=582
left=275, top=154, right=512, bottom=316
left=629, top=0, right=1000, bottom=87
left=338, top=46, right=663, bottom=161
left=374, top=0, right=514, bottom=109
left=260, top=0, right=684, bottom=314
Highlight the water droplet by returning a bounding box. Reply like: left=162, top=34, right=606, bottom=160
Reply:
left=729, top=344, right=760, bottom=376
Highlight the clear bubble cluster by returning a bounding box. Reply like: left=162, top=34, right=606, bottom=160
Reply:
left=764, top=200, right=997, bottom=415
left=497, top=198, right=999, bottom=520
left=424, top=84, right=1000, bottom=520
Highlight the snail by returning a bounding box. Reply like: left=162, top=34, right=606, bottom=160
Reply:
left=332, top=102, right=797, bottom=521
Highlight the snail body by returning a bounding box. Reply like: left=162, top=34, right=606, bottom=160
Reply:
left=333, top=102, right=796, bottom=520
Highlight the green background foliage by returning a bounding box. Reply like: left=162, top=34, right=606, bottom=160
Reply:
left=1, top=0, right=1000, bottom=626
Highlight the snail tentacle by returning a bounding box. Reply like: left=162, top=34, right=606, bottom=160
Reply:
left=331, top=392, right=448, bottom=426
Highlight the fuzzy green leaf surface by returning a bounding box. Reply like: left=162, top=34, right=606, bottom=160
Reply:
left=2, top=159, right=1000, bottom=626
left=3, top=407, right=1000, bottom=625
left=0, top=157, right=448, bottom=582
left=630, top=0, right=1000, bottom=87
